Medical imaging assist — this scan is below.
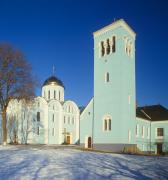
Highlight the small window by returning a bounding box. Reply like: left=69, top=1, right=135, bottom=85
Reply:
left=105, top=72, right=110, bottom=83
left=37, top=127, right=39, bottom=135
left=48, top=90, right=50, bottom=100
left=101, top=41, right=105, bottom=57
left=52, top=114, right=54, bottom=122
left=157, top=128, right=164, bottom=137
left=108, top=119, right=111, bottom=130
left=103, top=116, right=111, bottom=131
left=59, top=91, right=61, bottom=101
left=112, top=36, right=116, bottom=53
left=68, top=106, right=71, bottom=113
left=106, top=39, right=110, bottom=55
left=54, top=90, right=56, bottom=99
left=37, top=112, right=40, bottom=122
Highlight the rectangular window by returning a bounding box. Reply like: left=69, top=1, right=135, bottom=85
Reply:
left=37, top=127, right=39, bottom=135
left=37, top=112, right=40, bottom=121
left=59, top=91, right=61, bottom=101
left=157, top=128, right=164, bottom=137
left=52, top=114, right=54, bottom=122
left=48, top=90, right=50, bottom=100
left=105, top=72, right=110, bottom=83
left=101, top=41, right=105, bottom=57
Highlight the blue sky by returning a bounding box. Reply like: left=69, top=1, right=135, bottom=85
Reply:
left=0, top=0, right=167, bottom=108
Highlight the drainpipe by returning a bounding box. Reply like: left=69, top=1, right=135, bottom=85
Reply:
left=150, top=120, right=152, bottom=154
left=92, top=97, right=94, bottom=149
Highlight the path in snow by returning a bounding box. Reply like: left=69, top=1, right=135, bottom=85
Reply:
left=0, top=145, right=168, bottom=180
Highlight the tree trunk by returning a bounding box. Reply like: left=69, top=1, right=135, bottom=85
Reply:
left=2, top=108, right=7, bottom=145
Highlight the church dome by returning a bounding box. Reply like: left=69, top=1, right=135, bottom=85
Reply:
left=43, top=76, right=64, bottom=88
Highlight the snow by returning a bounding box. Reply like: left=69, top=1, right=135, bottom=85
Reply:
left=0, top=145, right=168, bottom=180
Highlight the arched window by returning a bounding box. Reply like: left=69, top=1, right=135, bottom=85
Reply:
left=48, top=90, right=50, bottom=100
left=59, top=91, right=61, bottom=101
left=105, top=72, right=110, bottom=83
left=106, top=39, right=110, bottom=55
left=37, top=127, right=40, bottom=135
left=52, top=114, right=54, bottom=122
left=101, top=41, right=105, bottom=57
left=104, top=119, right=107, bottom=130
left=103, top=116, right=112, bottom=131
left=109, top=119, right=111, bottom=130
left=37, top=112, right=40, bottom=122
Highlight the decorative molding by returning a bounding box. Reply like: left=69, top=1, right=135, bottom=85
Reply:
left=93, top=19, right=136, bottom=39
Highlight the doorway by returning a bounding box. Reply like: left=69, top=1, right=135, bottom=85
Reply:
left=157, top=143, right=163, bottom=154
left=88, top=137, right=92, bottom=148
left=66, top=135, right=71, bottom=144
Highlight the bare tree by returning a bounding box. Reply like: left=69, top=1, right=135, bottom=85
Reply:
left=20, top=100, right=35, bottom=144
left=0, top=44, right=36, bottom=145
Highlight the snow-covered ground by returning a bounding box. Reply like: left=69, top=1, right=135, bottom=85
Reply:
left=0, top=145, right=168, bottom=180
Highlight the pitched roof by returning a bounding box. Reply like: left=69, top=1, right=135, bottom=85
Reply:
left=136, top=105, right=168, bottom=121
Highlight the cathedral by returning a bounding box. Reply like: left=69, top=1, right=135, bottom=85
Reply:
left=5, top=19, right=168, bottom=154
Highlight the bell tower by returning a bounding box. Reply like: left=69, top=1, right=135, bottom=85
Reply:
left=93, top=19, right=136, bottom=150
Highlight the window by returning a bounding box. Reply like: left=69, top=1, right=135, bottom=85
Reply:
left=157, top=128, right=164, bottom=137
left=104, top=119, right=107, bottom=130
left=142, top=126, right=145, bottom=138
left=68, top=106, right=71, bottom=113
left=37, top=127, right=39, bottom=135
left=37, top=112, right=40, bottom=122
left=103, top=116, right=111, bottom=131
left=48, top=90, right=50, bottom=100
left=59, top=91, right=61, bottom=101
left=106, top=39, right=110, bottom=55
left=54, top=90, right=56, bottom=99
left=101, top=41, right=105, bottom=57
left=52, top=114, right=54, bottom=122
left=105, top=72, right=110, bottom=83
left=112, top=36, right=116, bottom=53
left=136, top=124, right=139, bottom=137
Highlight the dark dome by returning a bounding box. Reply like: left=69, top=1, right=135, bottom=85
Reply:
left=43, top=76, right=64, bottom=88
